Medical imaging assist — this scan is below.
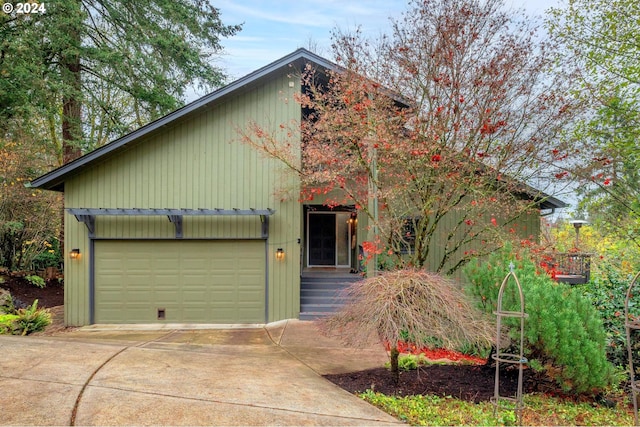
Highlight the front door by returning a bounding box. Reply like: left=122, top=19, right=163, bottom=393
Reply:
left=307, top=212, right=351, bottom=267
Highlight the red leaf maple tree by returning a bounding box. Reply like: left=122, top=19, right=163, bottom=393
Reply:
left=241, top=0, right=578, bottom=274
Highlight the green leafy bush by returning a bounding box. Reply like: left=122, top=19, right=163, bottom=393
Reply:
left=31, top=238, right=62, bottom=270
left=577, top=261, right=639, bottom=370
left=464, top=245, right=615, bottom=394
left=0, top=221, right=25, bottom=270
left=12, top=300, right=51, bottom=335
left=0, top=292, right=15, bottom=314
left=384, top=354, right=432, bottom=371
left=360, top=391, right=633, bottom=426
left=0, top=313, right=19, bottom=334
left=0, top=299, right=51, bottom=335
left=25, top=274, right=46, bottom=288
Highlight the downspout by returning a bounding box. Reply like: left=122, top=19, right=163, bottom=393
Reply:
left=367, top=138, right=379, bottom=277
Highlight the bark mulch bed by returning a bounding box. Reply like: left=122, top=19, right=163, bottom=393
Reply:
left=324, top=363, right=545, bottom=403
left=0, top=273, right=64, bottom=309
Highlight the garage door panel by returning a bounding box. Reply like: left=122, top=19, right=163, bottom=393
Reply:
left=183, top=292, right=207, bottom=302
left=127, top=290, right=152, bottom=303
left=99, top=293, right=125, bottom=303
left=210, top=309, right=236, bottom=322
left=155, top=293, right=179, bottom=305
left=237, top=308, right=262, bottom=321
left=154, top=278, right=180, bottom=288
left=211, top=291, right=235, bottom=302
left=238, top=273, right=263, bottom=283
left=181, top=258, right=209, bottom=269
left=95, top=240, right=265, bottom=323
left=182, top=310, right=209, bottom=322
left=183, top=275, right=207, bottom=285
left=124, top=258, right=154, bottom=270
left=239, top=285, right=263, bottom=294
left=238, top=291, right=263, bottom=302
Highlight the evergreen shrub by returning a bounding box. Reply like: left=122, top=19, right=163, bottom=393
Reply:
left=464, top=245, right=616, bottom=393
left=577, top=262, right=640, bottom=371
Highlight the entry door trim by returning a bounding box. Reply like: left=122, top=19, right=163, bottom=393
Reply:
left=306, top=211, right=351, bottom=268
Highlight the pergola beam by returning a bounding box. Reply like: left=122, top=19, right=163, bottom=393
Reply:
left=67, top=208, right=275, bottom=239
left=68, top=208, right=275, bottom=216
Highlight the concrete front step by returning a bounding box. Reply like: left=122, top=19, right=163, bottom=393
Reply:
left=300, top=286, right=351, bottom=294
left=300, top=283, right=349, bottom=293
left=300, top=301, right=345, bottom=320
left=299, top=308, right=344, bottom=320
left=301, top=275, right=362, bottom=282
left=300, top=280, right=359, bottom=287
left=299, top=297, right=346, bottom=303
left=299, top=312, right=331, bottom=321
left=299, top=274, right=363, bottom=321
left=300, top=288, right=349, bottom=297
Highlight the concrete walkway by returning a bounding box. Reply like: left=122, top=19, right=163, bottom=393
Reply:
left=0, top=320, right=400, bottom=426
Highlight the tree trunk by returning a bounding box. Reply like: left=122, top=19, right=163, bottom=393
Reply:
left=62, top=54, right=82, bottom=164
left=61, top=0, right=83, bottom=164
left=59, top=0, right=83, bottom=256
left=390, top=346, right=400, bottom=384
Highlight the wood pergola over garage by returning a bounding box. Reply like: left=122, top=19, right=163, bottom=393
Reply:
left=66, top=208, right=275, bottom=324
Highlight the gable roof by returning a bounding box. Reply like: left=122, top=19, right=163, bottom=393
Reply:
left=29, top=48, right=566, bottom=210
left=30, top=48, right=334, bottom=192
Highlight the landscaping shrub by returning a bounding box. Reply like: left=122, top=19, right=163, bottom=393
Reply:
left=464, top=244, right=616, bottom=393
left=0, top=297, right=51, bottom=335
left=30, top=237, right=63, bottom=271
left=320, top=269, right=494, bottom=378
left=25, top=274, right=46, bottom=288
left=0, top=221, right=25, bottom=270
left=576, top=261, right=640, bottom=371
left=0, top=313, right=20, bottom=334
left=0, top=290, right=15, bottom=314
left=384, top=354, right=431, bottom=371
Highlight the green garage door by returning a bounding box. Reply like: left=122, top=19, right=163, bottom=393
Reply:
left=94, top=240, right=266, bottom=323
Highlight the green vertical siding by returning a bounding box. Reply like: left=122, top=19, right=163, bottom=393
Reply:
left=423, top=207, right=541, bottom=282
left=64, top=73, right=302, bottom=325
left=63, top=209, right=90, bottom=326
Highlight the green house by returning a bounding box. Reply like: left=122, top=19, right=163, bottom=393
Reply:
left=30, top=49, right=566, bottom=326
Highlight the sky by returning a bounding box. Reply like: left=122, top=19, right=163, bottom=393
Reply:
left=213, top=0, right=565, bottom=83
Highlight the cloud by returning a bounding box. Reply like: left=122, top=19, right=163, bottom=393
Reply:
left=213, top=0, right=561, bottom=91
left=218, top=0, right=401, bottom=29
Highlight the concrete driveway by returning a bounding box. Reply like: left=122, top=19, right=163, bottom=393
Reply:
left=0, top=320, right=400, bottom=426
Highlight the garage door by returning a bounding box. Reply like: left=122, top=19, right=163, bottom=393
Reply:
left=94, top=240, right=265, bottom=323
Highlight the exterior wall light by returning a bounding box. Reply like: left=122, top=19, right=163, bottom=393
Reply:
left=347, top=212, right=358, bottom=225
left=70, top=248, right=81, bottom=260
left=276, top=248, right=285, bottom=261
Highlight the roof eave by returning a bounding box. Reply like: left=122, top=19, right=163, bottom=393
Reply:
left=30, top=48, right=336, bottom=191
left=539, top=195, right=568, bottom=210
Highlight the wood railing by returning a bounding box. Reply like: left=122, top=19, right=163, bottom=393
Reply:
left=545, top=253, right=591, bottom=285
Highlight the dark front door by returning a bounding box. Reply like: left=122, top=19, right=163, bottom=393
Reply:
left=308, top=213, right=336, bottom=266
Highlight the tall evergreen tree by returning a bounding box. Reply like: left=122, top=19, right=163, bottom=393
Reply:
left=0, top=0, right=241, bottom=163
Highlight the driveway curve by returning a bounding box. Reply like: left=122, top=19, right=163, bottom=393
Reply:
left=0, top=320, right=399, bottom=426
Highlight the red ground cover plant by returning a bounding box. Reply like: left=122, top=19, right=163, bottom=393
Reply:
left=386, top=341, right=487, bottom=364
